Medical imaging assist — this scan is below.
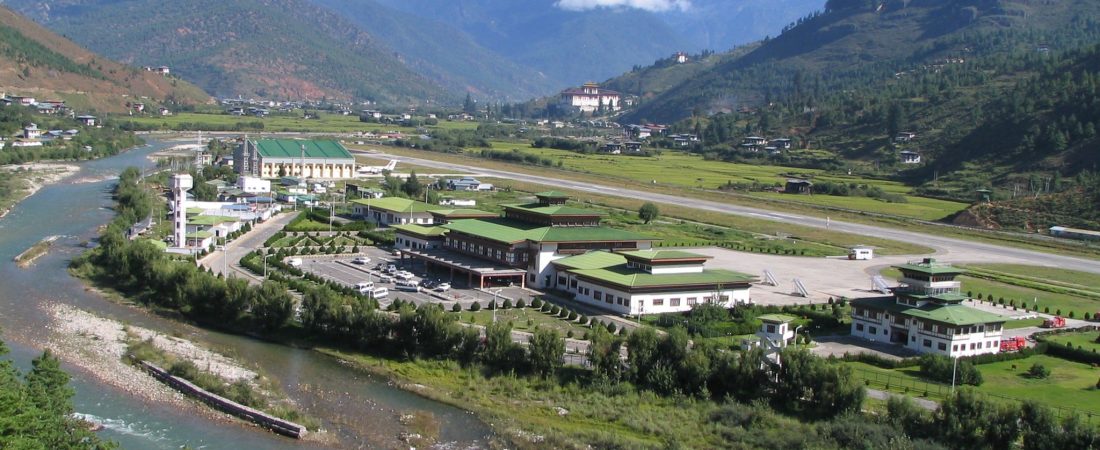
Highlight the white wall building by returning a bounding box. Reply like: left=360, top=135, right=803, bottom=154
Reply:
left=849, top=259, right=1006, bottom=357
left=237, top=176, right=271, bottom=194
left=559, top=83, right=621, bottom=113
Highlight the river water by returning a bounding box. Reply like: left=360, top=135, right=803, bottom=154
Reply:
left=0, top=140, right=492, bottom=449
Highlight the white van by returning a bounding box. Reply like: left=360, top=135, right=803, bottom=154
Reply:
left=355, top=281, right=374, bottom=293
left=369, top=287, right=389, bottom=299
left=394, top=271, right=415, bottom=282
left=287, top=258, right=303, bottom=267
left=394, top=281, right=419, bottom=292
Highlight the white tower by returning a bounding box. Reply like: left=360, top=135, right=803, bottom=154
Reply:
left=171, top=173, right=193, bottom=248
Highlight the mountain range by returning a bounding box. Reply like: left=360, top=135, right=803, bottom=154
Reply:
left=0, top=5, right=210, bottom=113
left=3, top=0, right=824, bottom=103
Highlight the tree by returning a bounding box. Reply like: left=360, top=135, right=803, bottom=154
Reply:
left=638, top=202, right=660, bottom=224
left=252, top=281, right=294, bottom=331
left=402, top=170, right=424, bottom=198
left=528, top=328, right=565, bottom=377
left=586, top=325, right=622, bottom=380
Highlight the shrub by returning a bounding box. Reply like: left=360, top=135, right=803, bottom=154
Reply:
left=578, top=314, right=587, bottom=325
left=567, top=330, right=574, bottom=338
left=452, top=303, right=461, bottom=313
left=918, top=354, right=982, bottom=386
left=567, top=311, right=578, bottom=321
left=1069, top=311, right=1075, bottom=318
left=502, top=298, right=513, bottom=309
left=531, top=298, right=542, bottom=309
left=551, top=305, right=561, bottom=315
left=1026, top=363, right=1051, bottom=379
left=470, top=302, right=481, bottom=312
left=558, top=308, right=569, bottom=318
left=516, top=299, right=526, bottom=309
left=487, top=300, right=497, bottom=310
left=606, top=322, right=617, bottom=333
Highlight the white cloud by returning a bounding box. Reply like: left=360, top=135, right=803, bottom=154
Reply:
left=555, top=0, right=692, bottom=13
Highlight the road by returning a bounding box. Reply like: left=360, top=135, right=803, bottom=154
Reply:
left=201, top=211, right=298, bottom=283
left=359, top=149, right=1100, bottom=273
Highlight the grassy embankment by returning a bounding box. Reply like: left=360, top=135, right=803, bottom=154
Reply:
left=372, top=144, right=1100, bottom=259
left=881, top=264, right=1100, bottom=319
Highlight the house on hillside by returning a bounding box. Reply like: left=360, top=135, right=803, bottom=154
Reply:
left=784, top=178, right=813, bottom=194
left=76, top=115, right=97, bottom=127
left=674, top=52, right=689, bottom=64
left=23, top=123, right=41, bottom=139
left=559, top=82, right=621, bottom=113
left=900, top=150, right=921, bottom=164
left=895, top=131, right=917, bottom=143
left=770, top=138, right=792, bottom=149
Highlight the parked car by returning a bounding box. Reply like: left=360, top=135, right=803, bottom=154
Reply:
left=385, top=265, right=398, bottom=274
left=287, top=258, right=303, bottom=267
left=369, top=287, right=389, bottom=299
left=352, top=256, right=371, bottom=265
left=394, top=271, right=415, bottom=282
left=378, top=275, right=393, bottom=283
left=395, top=281, right=419, bottom=292
left=434, top=283, right=451, bottom=292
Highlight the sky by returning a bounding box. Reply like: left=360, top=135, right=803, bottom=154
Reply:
left=555, top=0, right=693, bottom=12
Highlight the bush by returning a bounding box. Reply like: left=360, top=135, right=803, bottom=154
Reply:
left=551, top=305, right=561, bottom=315
left=531, top=298, right=542, bottom=309
left=1026, top=363, right=1051, bottom=379
left=452, top=303, right=461, bottom=313
left=469, top=302, right=482, bottom=312
left=567, top=330, right=574, bottom=338
left=567, top=311, right=578, bottom=321
left=918, top=354, right=982, bottom=386
left=487, top=300, right=497, bottom=310
left=502, top=298, right=512, bottom=309
left=606, top=322, right=617, bottom=333
left=516, top=299, right=526, bottom=309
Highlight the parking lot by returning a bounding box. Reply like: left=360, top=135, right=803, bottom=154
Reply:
left=296, top=246, right=538, bottom=309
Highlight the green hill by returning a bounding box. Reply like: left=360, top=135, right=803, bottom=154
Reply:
left=9, top=0, right=452, bottom=105
left=0, top=5, right=210, bottom=113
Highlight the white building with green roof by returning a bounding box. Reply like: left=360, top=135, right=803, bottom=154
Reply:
left=850, top=258, right=1007, bottom=357
left=234, top=139, right=355, bottom=179
left=551, top=250, right=756, bottom=314
left=351, top=197, right=441, bottom=226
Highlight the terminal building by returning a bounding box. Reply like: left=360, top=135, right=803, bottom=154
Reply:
left=849, top=258, right=1006, bottom=357
left=234, top=139, right=355, bottom=179
left=390, top=192, right=757, bottom=312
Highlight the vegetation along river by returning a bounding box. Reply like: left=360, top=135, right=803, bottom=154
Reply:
left=0, top=139, right=492, bottom=449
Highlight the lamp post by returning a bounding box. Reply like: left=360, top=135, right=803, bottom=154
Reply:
left=263, top=253, right=275, bottom=278
left=492, top=288, right=502, bottom=323
left=219, top=242, right=229, bottom=277
left=951, top=354, right=959, bottom=394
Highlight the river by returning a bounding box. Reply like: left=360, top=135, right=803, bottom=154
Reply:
left=0, top=139, right=492, bottom=449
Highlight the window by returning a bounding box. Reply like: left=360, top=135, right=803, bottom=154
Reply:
left=687, top=297, right=697, bottom=306
left=869, top=326, right=877, bottom=334
left=952, top=344, right=958, bottom=351
left=570, top=279, right=578, bottom=288
left=625, top=298, right=631, bottom=307
left=558, top=276, right=566, bottom=285
left=938, top=342, right=947, bottom=351
left=766, top=324, right=776, bottom=333
left=923, top=339, right=931, bottom=348
left=594, top=291, right=602, bottom=301
left=855, top=323, right=864, bottom=332
left=670, top=298, right=681, bottom=307
left=653, top=298, right=665, bottom=306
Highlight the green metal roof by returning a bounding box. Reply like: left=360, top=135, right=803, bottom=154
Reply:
left=441, top=218, right=656, bottom=245
left=186, top=231, right=213, bottom=239
left=894, top=259, right=965, bottom=276
left=253, top=139, right=353, bottom=159
left=534, top=191, right=570, bottom=198
left=758, top=314, right=798, bottom=323
left=351, top=197, right=440, bottom=213
left=504, top=203, right=606, bottom=217
left=391, top=224, right=448, bottom=237
left=430, top=209, right=497, bottom=218
left=185, top=207, right=204, bottom=215
left=618, top=249, right=710, bottom=262
left=552, top=251, right=628, bottom=270
left=571, top=267, right=757, bottom=289
left=852, top=296, right=1006, bottom=326
left=188, top=215, right=237, bottom=226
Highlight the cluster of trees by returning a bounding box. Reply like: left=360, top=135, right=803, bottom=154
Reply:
left=476, top=149, right=557, bottom=167
left=812, top=181, right=908, bottom=203
left=919, top=354, right=984, bottom=386
left=0, top=337, right=115, bottom=448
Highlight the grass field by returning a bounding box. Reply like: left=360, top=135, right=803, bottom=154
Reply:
left=844, top=355, right=1100, bottom=419
left=1046, top=331, right=1100, bottom=351
left=454, top=308, right=591, bottom=338
left=1003, top=318, right=1046, bottom=329
left=486, top=147, right=969, bottom=221
left=962, top=264, right=1100, bottom=289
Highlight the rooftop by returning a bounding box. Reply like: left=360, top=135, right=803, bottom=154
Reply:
left=852, top=296, right=1006, bottom=326
left=894, top=258, right=964, bottom=276
left=352, top=197, right=440, bottom=213
left=553, top=250, right=756, bottom=289
left=391, top=224, right=448, bottom=237
left=758, top=314, right=798, bottom=323
left=442, top=218, right=657, bottom=245
left=252, top=139, right=353, bottom=160
left=430, top=209, right=497, bottom=219
left=618, top=249, right=711, bottom=263
left=188, top=215, right=238, bottom=226
left=503, top=203, right=606, bottom=217
left=534, top=190, right=571, bottom=198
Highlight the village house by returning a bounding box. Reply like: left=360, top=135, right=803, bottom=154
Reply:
left=784, top=178, right=813, bottom=194
left=23, top=123, right=41, bottom=139
left=900, top=150, right=922, bottom=164
left=76, top=115, right=97, bottom=127
left=674, top=52, right=689, bottom=64
left=850, top=259, right=1006, bottom=357
left=895, top=131, right=917, bottom=143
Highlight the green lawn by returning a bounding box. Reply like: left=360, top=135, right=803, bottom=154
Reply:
left=485, top=147, right=968, bottom=221
left=454, top=308, right=591, bottom=338
left=1046, top=331, right=1100, bottom=352
left=1003, top=318, right=1046, bottom=329
left=961, top=264, right=1100, bottom=289
left=844, top=355, right=1100, bottom=418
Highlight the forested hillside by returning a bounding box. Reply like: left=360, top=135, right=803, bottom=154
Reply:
left=0, top=5, right=210, bottom=113
left=8, top=0, right=451, bottom=105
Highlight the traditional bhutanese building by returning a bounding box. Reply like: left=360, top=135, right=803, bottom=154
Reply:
left=393, top=191, right=658, bottom=289
left=559, top=83, right=621, bottom=113
left=850, top=258, right=1006, bottom=357
left=234, top=139, right=355, bottom=179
